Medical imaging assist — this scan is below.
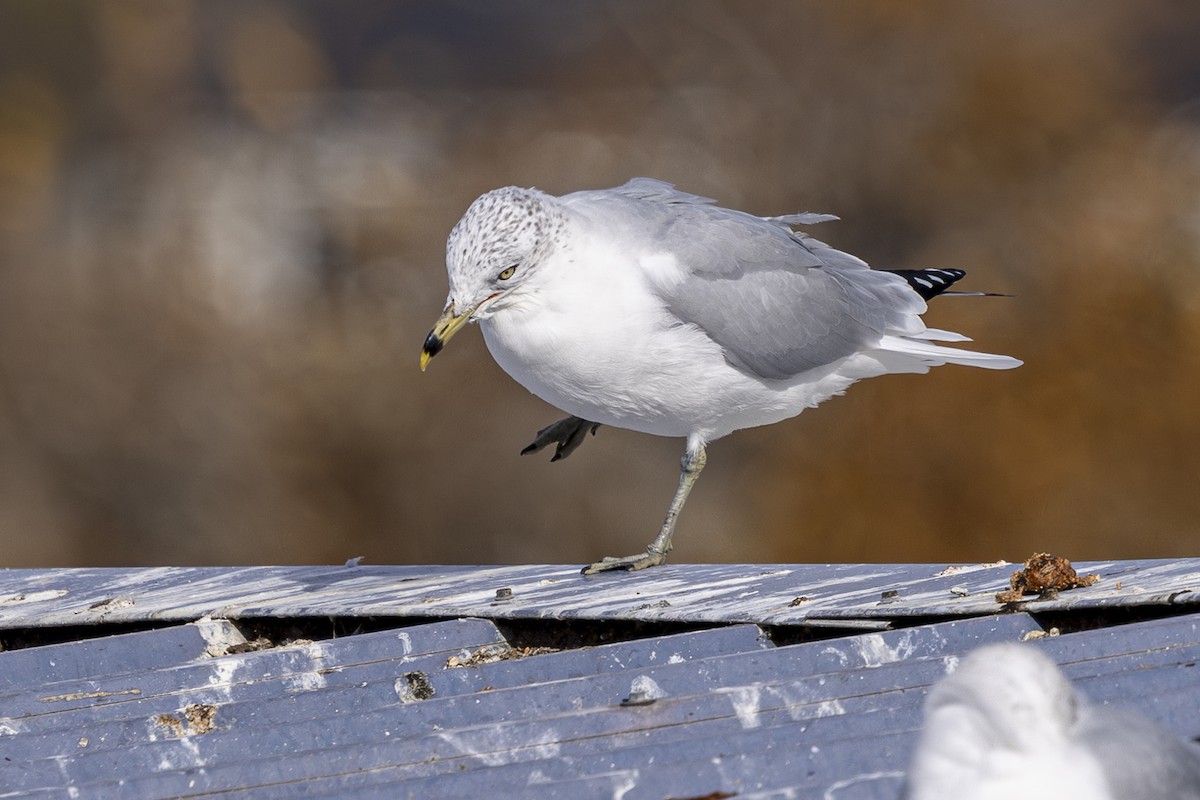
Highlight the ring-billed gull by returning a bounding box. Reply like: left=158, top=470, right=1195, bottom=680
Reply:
left=904, top=642, right=1200, bottom=799
left=420, top=179, right=1020, bottom=574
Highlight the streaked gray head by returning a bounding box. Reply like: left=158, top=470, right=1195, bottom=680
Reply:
left=444, top=186, right=565, bottom=316
left=420, top=186, right=565, bottom=370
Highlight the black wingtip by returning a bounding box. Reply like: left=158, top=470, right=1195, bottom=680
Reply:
left=884, top=268, right=969, bottom=300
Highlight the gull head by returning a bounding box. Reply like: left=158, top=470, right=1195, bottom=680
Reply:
left=926, top=643, right=1078, bottom=748
left=421, top=186, right=563, bottom=370
left=905, top=644, right=1116, bottom=799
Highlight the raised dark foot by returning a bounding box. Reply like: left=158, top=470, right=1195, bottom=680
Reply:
left=581, top=550, right=667, bottom=575
left=520, top=416, right=600, bottom=462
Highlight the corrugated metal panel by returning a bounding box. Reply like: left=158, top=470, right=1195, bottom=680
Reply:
left=0, top=618, right=240, bottom=692
left=2, top=559, right=1198, bottom=629
left=1, top=564, right=1198, bottom=799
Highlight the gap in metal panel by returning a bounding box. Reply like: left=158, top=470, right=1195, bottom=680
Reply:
left=768, top=614, right=1010, bottom=647
left=491, top=617, right=740, bottom=650
left=224, top=616, right=738, bottom=652
left=1028, top=603, right=1200, bottom=635
left=0, top=616, right=472, bottom=654
left=770, top=604, right=1200, bottom=645
left=0, top=620, right=178, bottom=652
left=0, top=616, right=759, bottom=655
left=760, top=624, right=892, bottom=647
left=225, top=616, right=469, bottom=648
left=218, top=616, right=760, bottom=653
left=228, top=615, right=890, bottom=651
left=769, top=613, right=1027, bottom=645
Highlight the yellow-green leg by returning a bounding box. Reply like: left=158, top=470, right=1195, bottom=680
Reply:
left=582, top=445, right=707, bottom=575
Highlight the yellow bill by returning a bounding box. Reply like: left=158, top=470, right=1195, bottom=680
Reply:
left=420, top=304, right=474, bottom=371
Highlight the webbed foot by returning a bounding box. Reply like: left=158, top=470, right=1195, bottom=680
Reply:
left=520, top=416, right=600, bottom=462
left=581, top=549, right=668, bottom=575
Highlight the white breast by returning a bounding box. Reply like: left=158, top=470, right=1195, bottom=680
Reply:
left=481, top=243, right=713, bottom=436
left=478, top=224, right=879, bottom=443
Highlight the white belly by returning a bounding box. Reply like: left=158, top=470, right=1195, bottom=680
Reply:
left=477, top=255, right=881, bottom=443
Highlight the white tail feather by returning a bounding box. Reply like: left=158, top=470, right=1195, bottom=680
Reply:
left=877, top=334, right=1022, bottom=370
left=913, top=327, right=972, bottom=343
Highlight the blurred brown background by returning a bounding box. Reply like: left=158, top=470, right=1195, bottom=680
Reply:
left=1, top=1, right=1198, bottom=568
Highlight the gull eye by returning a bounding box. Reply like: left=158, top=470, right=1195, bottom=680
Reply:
left=497, top=265, right=516, bottom=281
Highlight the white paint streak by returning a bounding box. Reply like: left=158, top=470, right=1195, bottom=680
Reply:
left=764, top=682, right=812, bottom=718
left=814, top=699, right=845, bottom=718
left=208, top=658, right=240, bottom=687
left=820, top=646, right=850, bottom=668
left=437, top=728, right=561, bottom=767
left=856, top=631, right=916, bottom=667
left=179, top=736, right=206, bottom=768
left=105, top=567, right=178, bottom=589
left=396, top=631, right=413, bottom=655
left=0, top=589, right=68, bottom=606
left=300, top=640, right=330, bottom=664
left=285, top=671, right=327, bottom=691
left=823, top=770, right=906, bottom=799
left=720, top=686, right=762, bottom=729
left=629, top=675, right=666, bottom=700
left=524, top=571, right=803, bottom=615
left=156, top=735, right=206, bottom=770
left=204, top=658, right=240, bottom=702
left=934, top=561, right=1009, bottom=577
left=611, top=771, right=639, bottom=800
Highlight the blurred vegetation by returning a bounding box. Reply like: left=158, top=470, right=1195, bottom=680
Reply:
left=0, top=1, right=1198, bottom=567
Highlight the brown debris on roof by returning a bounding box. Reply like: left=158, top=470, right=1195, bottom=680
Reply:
left=996, top=553, right=1100, bottom=603
left=445, top=643, right=558, bottom=669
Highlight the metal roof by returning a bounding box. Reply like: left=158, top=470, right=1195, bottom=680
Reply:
left=1, top=560, right=1198, bottom=798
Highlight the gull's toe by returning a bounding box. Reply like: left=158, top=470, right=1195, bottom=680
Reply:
left=581, top=551, right=667, bottom=575
left=521, top=416, right=600, bottom=461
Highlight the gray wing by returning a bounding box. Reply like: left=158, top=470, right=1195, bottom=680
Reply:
left=600, top=180, right=926, bottom=380
left=609, top=177, right=719, bottom=206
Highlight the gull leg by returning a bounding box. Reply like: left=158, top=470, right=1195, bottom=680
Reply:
left=583, top=445, right=707, bottom=575
left=521, top=416, right=601, bottom=462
